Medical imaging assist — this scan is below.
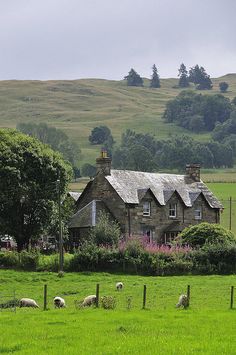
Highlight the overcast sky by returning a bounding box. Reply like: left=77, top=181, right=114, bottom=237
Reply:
left=0, top=0, right=235, bottom=80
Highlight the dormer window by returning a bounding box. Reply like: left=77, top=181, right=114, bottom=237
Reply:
left=194, top=207, right=202, bottom=220
left=169, top=203, right=177, bottom=218
left=143, top=202, right=151, bottom=216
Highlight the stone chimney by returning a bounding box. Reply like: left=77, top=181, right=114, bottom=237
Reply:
left=96, top=149, right=111, bottom=176
left=185, top=164, right=200, bottom=182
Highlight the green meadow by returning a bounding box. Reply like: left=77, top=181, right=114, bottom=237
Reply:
left=1, top=75, right=236, bottom=165
left=1, top=270, right=236, bottom=354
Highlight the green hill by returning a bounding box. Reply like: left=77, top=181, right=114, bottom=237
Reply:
left=0, top=75, right=236, bottom=165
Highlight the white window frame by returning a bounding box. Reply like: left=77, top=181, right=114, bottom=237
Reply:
left=143, top=201, right=151, bottom=216
left=194, top=207, right=202, bottom=220
left=169, top=203, right=177, bottom=218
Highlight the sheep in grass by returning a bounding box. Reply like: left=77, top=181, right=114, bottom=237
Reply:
left=54, top=296, right=66, bottom=308
left=19, top=298, right=39, bottom=308
left=82, top=295, right=97, bottom=307
left=116, top=282, right=123, bottom=291
left=176, top=294, right=189, bottom=309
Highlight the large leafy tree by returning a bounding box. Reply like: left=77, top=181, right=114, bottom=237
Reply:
left=219, top=81, right=229, bottom=93
left=17, top=122, right=81, bottom=171
left=0, top=129, right=72, bottom=251
left=150, top=64, right=160, bottom=88
left=124, top=68, right=143, bottom=87
left=163, top=91, right=231, bottom=131
left=178, top=63, right=189, bottom=88
left=188, top=64, right=212, bottom=90
left=89, top=126, right=114, bottom=145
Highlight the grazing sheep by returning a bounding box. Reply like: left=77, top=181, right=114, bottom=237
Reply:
left=176, top=294, right=189, bottom=309
left=116, top=282, right=123, bottom=291
left=19, top=298, right=39, bottom=308
left=53, top=296, right=66, bottom=308
left=82, top=295, right=97, bottom=307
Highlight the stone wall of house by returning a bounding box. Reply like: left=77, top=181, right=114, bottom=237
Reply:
left=127, top=191, right=219, bottom=243
left=77, top=174, right=127, bottom=232
left=74, top=175, right=220, bottom=244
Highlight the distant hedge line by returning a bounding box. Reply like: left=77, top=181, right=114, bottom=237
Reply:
left=1, top=245, right=236, bottom=275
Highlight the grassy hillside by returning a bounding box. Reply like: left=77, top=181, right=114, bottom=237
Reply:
left=0, top=74, right=236, bottom=165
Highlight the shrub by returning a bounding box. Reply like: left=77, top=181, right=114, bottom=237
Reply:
left=179, top=223, right=236, bottom=248
left=19, top=251, right=39, bottom=271
left=89, top=212, right=120, bottom=247
left=219, top=82, right=229, bottom=93
left=68, top=243, right=100, bottom=271
left=0, top=252, right=19, bottom=268
left=100, top=296, right=116, bottom=309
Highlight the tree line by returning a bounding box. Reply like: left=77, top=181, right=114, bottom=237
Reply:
left=111, top=130, right=233, bottom=171
left=125, top=63, right=229, bottom=92
left=82, top=127, right=234, bottom=176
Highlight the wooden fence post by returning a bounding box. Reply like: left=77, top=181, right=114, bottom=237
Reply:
left=187, top=285, right=190, bottom=307
left=43, top=284, right=47, bottom=311
left=229, top=197, right=232, bottom=231
left=96, top=283, right=99, bottom=308
left=230, top=286, right=234, bottom=309
left=142, top=285, right=147, bottom=309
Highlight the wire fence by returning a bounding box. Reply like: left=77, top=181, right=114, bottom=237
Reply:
left=1, top=283, right=235, bottom=313
left=219, top=198, right=236, bottom=234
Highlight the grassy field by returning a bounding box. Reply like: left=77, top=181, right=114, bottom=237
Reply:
left=1, top=270, right=236, bottom=354
left=1, top=75, right=236, bottom=165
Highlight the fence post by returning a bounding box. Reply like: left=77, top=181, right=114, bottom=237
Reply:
left=229, top=196, right=232, bottom=231
left=13, top=290, right=16, bottom=313
left=96, top=284, right=99, bottom=308
left=43, top=284, right=47, bottom=311
left=187, top=285, right=190, bottom=307
left=230, top=286, right=234, bottom=309
left=142, top=285, right=147, bottom=309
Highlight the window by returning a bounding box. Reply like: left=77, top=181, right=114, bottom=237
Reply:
left=194, top=207, right=202, bottom=220
left=169, top=203, right=177, bottom=218
left=143, top=202, right=151, bottom=216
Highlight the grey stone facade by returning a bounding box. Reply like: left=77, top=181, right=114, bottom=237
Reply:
left=69, top=154, right=222, bottom=244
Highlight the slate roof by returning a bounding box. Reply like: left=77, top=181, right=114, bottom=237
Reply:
left=105, top=169, right=222, bottom=209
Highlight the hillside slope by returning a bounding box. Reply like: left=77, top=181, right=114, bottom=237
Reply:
left=0, top=75, right=236, bottom=164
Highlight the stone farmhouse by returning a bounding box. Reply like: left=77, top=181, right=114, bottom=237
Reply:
left=69, top=152, right=223, bottom=245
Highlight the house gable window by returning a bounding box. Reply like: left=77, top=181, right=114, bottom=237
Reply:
left=169, top=203, right=177, bottom=218
left=143, top=201, right=151, bottom=216
left=194, top=206, right=202, bottom=220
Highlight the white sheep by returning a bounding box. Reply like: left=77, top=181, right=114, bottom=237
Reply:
left=82, top=295, right=97, bottom=307
left=176, top=294, right=189, bottom=309
left=116, top=282, right=123, bottom=291
left=54, top=296, right=66, bottom=308
left=19, top=298, right=39, bottom=308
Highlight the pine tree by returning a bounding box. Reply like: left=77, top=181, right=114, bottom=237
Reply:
left=124, top=68, right=143, bottom=87
left=189, top=65, right=212, bottom=90
left=178, top=63, right=189, bottom=88
left=150, top=64, right=160, bottom=88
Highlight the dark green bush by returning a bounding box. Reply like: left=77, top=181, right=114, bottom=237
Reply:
left=19, top=251, right=39, bottom=271
left=191, top=244, right=236, bottom=274
left=179, top=223, right=236, bottom=248
left=0, top=252, right=19, bottom=268
left=89, top=212, right=120, bottom=247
